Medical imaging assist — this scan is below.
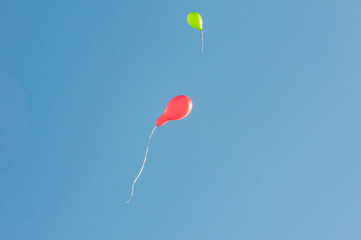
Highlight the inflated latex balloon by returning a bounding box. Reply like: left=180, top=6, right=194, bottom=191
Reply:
left=187, top=12, right=204, bottom=52
left=127, top=95, right=193, bottom=203
left=187, top=12, right=203, bottom=31
left=156, top=95, right=193, bottom=126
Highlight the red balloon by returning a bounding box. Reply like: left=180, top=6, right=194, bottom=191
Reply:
left=156, top=95, right=193, bottom=126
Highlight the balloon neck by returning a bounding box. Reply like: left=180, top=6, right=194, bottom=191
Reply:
left=156, top=114, right=168, bottom=126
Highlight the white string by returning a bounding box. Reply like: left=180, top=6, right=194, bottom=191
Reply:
left=127, top=126, right=157, bottom=203
left=201, top=31, right=204, bottom=53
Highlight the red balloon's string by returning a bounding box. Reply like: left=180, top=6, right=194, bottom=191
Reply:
left=127, top=126, right=157, bottom=203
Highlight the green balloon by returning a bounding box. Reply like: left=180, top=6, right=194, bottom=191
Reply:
left=187, top=12, right=203, bottom=31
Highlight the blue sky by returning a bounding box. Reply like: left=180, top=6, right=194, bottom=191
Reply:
left=1, top=0, right=361, bottom=239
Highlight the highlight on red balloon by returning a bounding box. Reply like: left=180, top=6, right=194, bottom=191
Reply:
left=156, top=95, right=193, bottom=126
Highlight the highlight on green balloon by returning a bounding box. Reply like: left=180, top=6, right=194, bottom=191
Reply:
left=187, top=12, right=203, bottom=31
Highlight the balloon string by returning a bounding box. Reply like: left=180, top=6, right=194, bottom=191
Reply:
left=127, top=126, right=157, bottom=203
left=201, top=31, right=204, bottom=53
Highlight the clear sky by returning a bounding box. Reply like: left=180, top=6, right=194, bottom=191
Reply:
left=1, top=0, right=361, bottom=239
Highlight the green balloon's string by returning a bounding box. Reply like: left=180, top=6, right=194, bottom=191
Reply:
left=127, top=126, right=157, bottom=203
left=201, top=31, right=204, bottom=53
